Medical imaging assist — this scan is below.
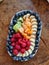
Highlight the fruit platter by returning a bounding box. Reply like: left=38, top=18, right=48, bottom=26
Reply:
left=6, top=10, right=42, bottom=61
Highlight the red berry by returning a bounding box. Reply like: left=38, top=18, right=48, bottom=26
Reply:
left=15, top=42, right=18, bottom=44
left=27, top=41, right=31, bottom=47
left=21, top=48, right=26, bottom=54
left=26, top=46, right=29, bottom=50
left=26, top=39, right=29, bottom=42
left=15, top=44, right=21, bottom=50
left=13, top=49, right=18, bottom=55
left=13, top=34, right=16, bottom=38
left=15, top=33, right=21, bottom=38
left=21, top=42, right=26, bottom=48
left=22, top=38, right=26, bottom=42
left=11, top=38, right=15, bottom=42
left=18, top=39, right=22, bottom=44
left=11, top=42, right=15, bottom=47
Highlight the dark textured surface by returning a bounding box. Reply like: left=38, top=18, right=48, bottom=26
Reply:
left=0, top=0, right=49, bottom=65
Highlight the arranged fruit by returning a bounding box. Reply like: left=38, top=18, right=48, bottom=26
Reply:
left=10, top=13, right=37, bottom=56
left=11, top=33, right=31, bottom=55
left=7, top=10, right=42, bottom=62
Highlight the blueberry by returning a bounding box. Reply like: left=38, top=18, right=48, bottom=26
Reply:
left=37, top=27, right=41, bottom=30
left=21, top=12, right=24, bottom=16
left=6, top=47, right=9, bottom=51
left=36, top=34, right=39, bottom=40
left=8, top=41, right=11, bottom=44
left=36, top=13, right=39, bottom=17
left=32, top=52, right=35, bottom=57
left=13, top=16, right=16, bottom=20
left=13, top=56, right=16, bottom=60
left=35, top=44, right=38, bottom=48
left=15, top=13, right=19, bottom=18
left=13, top=20, right=17, bottom=23
left=35, top=40, right=38, bottom=43
left=10, top=50, right=13, bottom=53
left=18, top=57, right=22, bottom=60
left=23, top=57, right=28, bottom=61
left=31, top=12, right=36, bottom=16
left=29, top=54, right=33, bottom=58
left=10, top=23, right=13, bottom=26
left=10, top=30, right=14, bottom=34
left=13, top=57, right=18, bottom=61
left=9, top=31, right=12, bottom=34
left=9, top=45, right=13, bottom=49
left=9, top=26, right=13, bottom=31
left=18, top=13, right=22, bottom=17
left=14, top=14, right=17, bottom=19
left=35, top=14, right=39, bottom=20
left=9, top=35, right=12, bottom=39
left=22, top=57, right=26, bottom=60
left=23, top=11, right=27, bottom=15
left=36, top=31, right=39, bottom=36
left=7, top=37, right=10, bottom=42
left=6, top=42, right=10, bottom=46
left=38, top=22, right=41, bottom=26
left=27, top=10, right=30, bottom=13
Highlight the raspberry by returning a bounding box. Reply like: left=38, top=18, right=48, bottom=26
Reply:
left=15, top=44, right=21, bottom=51
left=13, top=49, right=18, bottom=55
left=25, top=39, right=29, bottom=42
left=15, top=33, right=21, bottom=38
left=22, top=38, right=26, bottom=43
left=20, top=48, right=26, bottom=54
left=11, top=32, right=31, bottom=55
left=11, top=38, right=15, bottom=42
left=15, top=42, right=18, bottom=44
left=27, top=41, right=31, bottom=47
left=11, top=42, right=15, bottom=47
left=13, top=34, right=16, bottom=38
left=26, top=46, right=29, bottom=50
left=18, top=39, right=22, bottom=44
left=21, top=42, right=26, bottom=48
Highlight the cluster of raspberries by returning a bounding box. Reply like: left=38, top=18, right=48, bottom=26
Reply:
left=11, top=32, right=31, bottom=55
